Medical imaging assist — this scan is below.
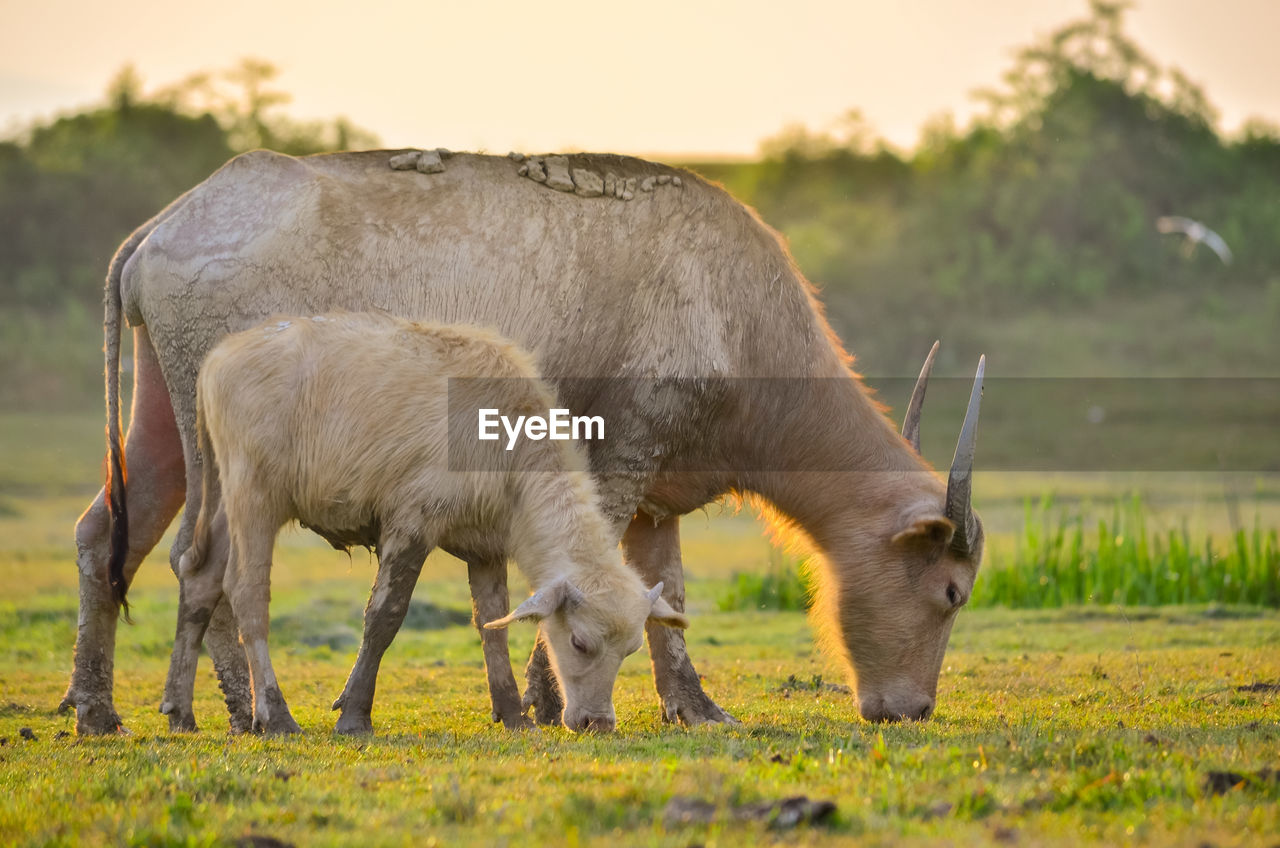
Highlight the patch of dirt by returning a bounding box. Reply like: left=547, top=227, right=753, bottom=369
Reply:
left=664, top=795, right=837, bottom=829
left=921, top=801, right=953, bottom=820
left=1203, top=768, right=1279, bottom=795
left=1235, top=681, right=1280, bottom=694
left=776, top=674, right=851, bottom=695
left=235, top=837, right=294, bottom=848
left=991, top=824, right=1019, bottom=843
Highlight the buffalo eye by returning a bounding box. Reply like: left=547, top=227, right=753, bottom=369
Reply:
left=570, top=633, right=590, bottom=654
left=946, top=584, right=962, bottom=609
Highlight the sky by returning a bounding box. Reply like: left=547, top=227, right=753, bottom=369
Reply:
left=2, top=0, right=1278, bottom=157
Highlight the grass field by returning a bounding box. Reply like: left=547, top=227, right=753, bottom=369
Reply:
left=1, top=413, right=1278, bottom=846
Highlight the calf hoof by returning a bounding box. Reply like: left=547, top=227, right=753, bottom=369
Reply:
left=159, top=701, right=198, bottom=733
left=253, top=688, right=302, bottom=735
left=253, top=712, right=303, bottom=735
left=661, top=690, right=739, bottom=727
left=334, top=711, right=374, bottom=736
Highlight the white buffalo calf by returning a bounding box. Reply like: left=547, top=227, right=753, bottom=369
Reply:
left=162, top=312, right=687, bottom=734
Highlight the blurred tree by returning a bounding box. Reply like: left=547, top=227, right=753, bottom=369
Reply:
left=0, top=60, right=378, bottom=316
left=708, top=0, right=1280, bottom=316
left=154, top=58, right=379, bottom=154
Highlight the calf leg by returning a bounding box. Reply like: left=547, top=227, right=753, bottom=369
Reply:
left=160, top=509, right=230, bottom=731
left=61, top=327, right=186, bottom=734
left=467, top=556, right=532, bottom=729
left=222, top=515, right=299, bottom=735
left=333, top=533, right=429, bottom=735
left=624, top=512, right=737, bottom=725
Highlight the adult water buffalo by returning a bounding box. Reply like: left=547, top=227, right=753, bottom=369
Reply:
left=62, top=149, right=984, bottom=734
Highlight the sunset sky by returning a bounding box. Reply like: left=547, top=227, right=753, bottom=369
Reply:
left=3, top=0, right=1278, bottom=156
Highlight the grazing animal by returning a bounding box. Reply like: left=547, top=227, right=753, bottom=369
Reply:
left=65, top=149, right=984, bottom=734
left=163, top=312, right=686, bottom=734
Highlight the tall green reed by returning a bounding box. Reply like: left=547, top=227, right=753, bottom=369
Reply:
left=976, top=494, right=1279, bottom=608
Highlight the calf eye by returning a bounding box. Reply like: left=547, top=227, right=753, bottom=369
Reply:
left=570, top=633, right=590, bottom=654
left=946, top=584, right=961, bottom=608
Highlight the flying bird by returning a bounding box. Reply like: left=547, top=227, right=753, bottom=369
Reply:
left=1156, top=216, right=1233, bottom=265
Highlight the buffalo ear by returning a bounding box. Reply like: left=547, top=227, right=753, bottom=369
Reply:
left=891, top=516, right=956, bottom=548
left=483, top=579, right=584, bottom=629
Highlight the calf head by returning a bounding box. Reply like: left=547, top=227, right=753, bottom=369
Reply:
left=485, top=578, right=687, bottom=731
left=833, top=350, right=986, bottom=723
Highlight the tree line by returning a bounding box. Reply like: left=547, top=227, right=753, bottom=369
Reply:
left=693, top=2, right=1279, bottom=314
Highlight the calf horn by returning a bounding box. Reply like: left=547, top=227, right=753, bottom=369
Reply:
left=945, top=355, right=985, bottom=557
left=901, top=340, right=940, bottom=453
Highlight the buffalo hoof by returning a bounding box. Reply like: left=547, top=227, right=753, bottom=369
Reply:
left=159, top=700, right=198, bottom=733
left=521, top=677, right=564, bottom=726
left=661, top=691, right=739, bottom=727
left=491, top=690, right=533, bottom=730
left=60, top=693, right=125, bottom=736
left=496, top=709, right=535, bottom=731
left=226, top=703, right=254, bottom=735
left=213, top=669, right=254, bottom=734
left=334, top=711, right=374, bottom=736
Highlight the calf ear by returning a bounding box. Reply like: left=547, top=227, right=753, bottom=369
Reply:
left=646, top=583, right=690, bottom=630
left=483, top=580, right=584, bottom=629
left=891, top=516, right=955, bottom=548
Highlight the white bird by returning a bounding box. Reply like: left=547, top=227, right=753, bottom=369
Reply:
left=1157, top=216, right=1233, bottom=265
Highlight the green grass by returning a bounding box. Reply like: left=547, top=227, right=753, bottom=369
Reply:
left=1, top=413, right=1279, bottom=845
left=2, top=583, right=1278, bottom=846
left=979, top=494, right=1280, bottom=609
left=717, top=551, right=814, bottom=612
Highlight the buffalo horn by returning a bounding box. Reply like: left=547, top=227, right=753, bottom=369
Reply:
left=901, top=340, right=940, bottom=453
left=945, top=355, right=985, bottom=556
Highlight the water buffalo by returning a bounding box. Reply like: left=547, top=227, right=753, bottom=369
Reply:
left=63, top=149, right=983, bottom=733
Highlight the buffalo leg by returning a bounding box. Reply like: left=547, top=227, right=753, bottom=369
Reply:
left=624, top=512, right=737, bottom=725
left=332, top=533, right=429, bottom=735
left=61, top=327, right=186, bottom=735
left=467, top=556, right=532, bottom=729
left=201, top=596, right=254, bottom=733
left=521, top=635, right=564, bottom=725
